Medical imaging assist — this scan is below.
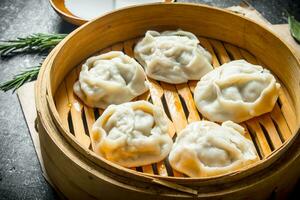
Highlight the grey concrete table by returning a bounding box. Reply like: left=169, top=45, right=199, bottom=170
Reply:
left=0, top=0, right=297, bottom=199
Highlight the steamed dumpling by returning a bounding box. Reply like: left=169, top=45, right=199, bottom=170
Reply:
left=134, top=30, right=213, bottom=84
left=169, top=121, right=258, bottom=177
left=91, top=101, right=173, bottom=167
left=194, top=60, right=281, bottom=123
left=73, top=51, right=148, bottom=109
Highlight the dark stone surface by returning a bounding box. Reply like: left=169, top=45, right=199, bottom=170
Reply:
left=0, top=0, right=298, bottom=199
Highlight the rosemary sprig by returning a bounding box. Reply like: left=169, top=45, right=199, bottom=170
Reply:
left=0, top=65, right=41, bottom=92
left=0, top=33, right=66, bottom=57
left=0, top=33, right=67, bottom=92
left=289, top=15, right=300, bottom=43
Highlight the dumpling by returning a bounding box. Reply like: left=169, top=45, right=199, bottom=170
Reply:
left=169, top=121, right=258, bottom=177
left=194, top=60, right=281, bottom=123
left=134, top=30, right=213, bottom=84
left=91, top=100, right=173, bottom=167
left=73, top=51, right=148, bottom=109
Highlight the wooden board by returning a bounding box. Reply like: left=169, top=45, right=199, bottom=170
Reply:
left=53, top=36, right=296, bottom=178
left=17, top=82, right=52, bottom=184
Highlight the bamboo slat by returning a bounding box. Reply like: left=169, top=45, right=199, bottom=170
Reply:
left=66, top=69, right=91, bottom=149
left=55, top=82, right=69, bottom=132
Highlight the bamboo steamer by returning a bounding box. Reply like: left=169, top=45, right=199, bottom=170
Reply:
left=36, top=3, right=300, bottom=199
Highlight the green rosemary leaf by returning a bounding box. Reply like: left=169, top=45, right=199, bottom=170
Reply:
left=0, top=33, right=66, bottom=57
left=0, top=65, right=41, bottom=92
left=288, top=15, right=300, bottom=43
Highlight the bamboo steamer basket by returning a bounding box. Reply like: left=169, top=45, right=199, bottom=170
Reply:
left=36, top=3, right=300, bottom=199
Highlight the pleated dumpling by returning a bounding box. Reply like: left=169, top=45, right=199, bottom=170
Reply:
left=169, top=121, right=258, bottom=177
left=134, top=30, right=213, bottom=84
left=91, top=101, right=173, bottom=167
left=73, top=51, right=148, bottom=109
left=194, top=60, right=281, bottom=123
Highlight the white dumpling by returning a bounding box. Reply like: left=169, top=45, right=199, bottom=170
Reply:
left=194, top=60, right=281, bottom=123
left=134, top=30, right=213, bottom=84
left=169, top=121, right=258, bottom=177
left=73, top=51, right=148, bottom=109
left=91, top=100, right=173, bottom=167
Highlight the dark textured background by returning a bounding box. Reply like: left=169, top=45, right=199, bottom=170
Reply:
left=0, top=0, right=297, bottom=199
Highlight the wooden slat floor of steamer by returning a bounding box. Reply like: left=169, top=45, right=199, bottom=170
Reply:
left=54, top=36, right=296, bottom=178
left=55, top=67, right=91, bottom=149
